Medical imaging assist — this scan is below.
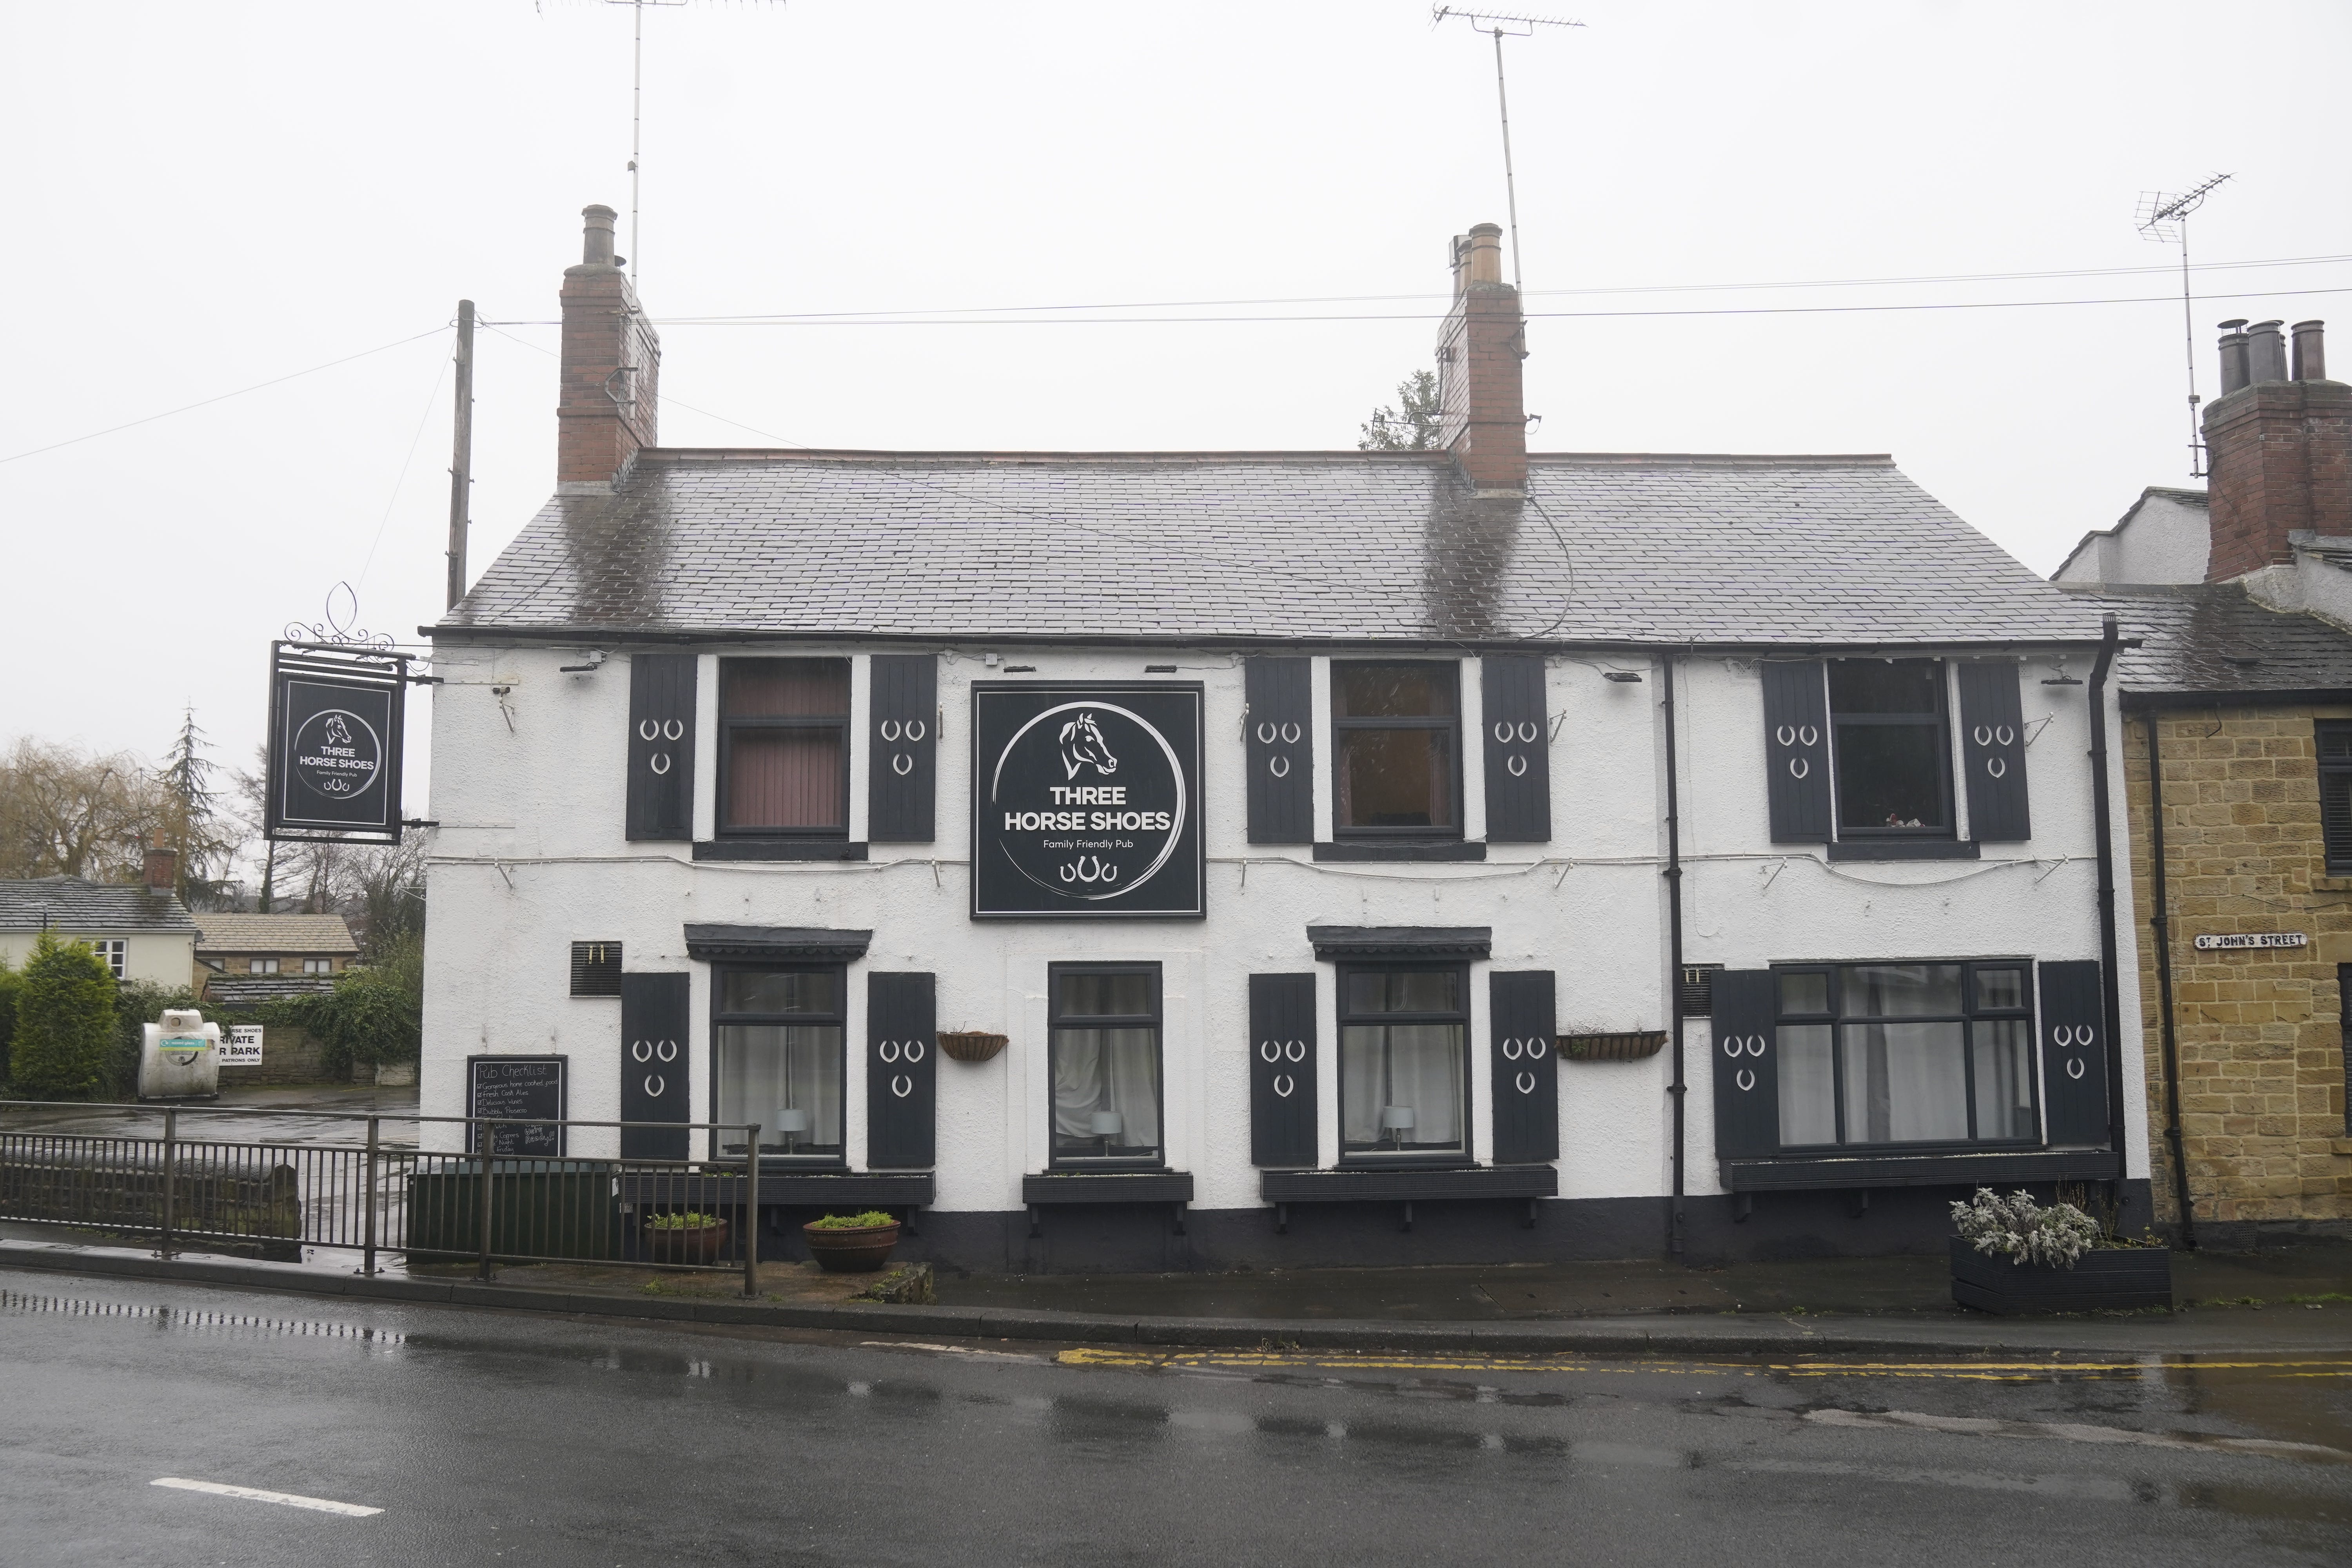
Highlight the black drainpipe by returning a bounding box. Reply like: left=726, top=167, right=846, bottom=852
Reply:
left=2142, top=711, right=2198, bottom=1247
left=2086, top=615, right=2127, bottom=1185
left=1662, top=653, right=1687, bottom=1257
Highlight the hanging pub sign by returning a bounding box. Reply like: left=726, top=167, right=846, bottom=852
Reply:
left=266, top=642, right=408, bottom=843
left=972, top=682, right=1205, bottom=919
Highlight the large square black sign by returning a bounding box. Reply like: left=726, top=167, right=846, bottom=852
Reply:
left=267, top=644, right=407, bottom=842
left=972, top=683, right=1205, bottom=919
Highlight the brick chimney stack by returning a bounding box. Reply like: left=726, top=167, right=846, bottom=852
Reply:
left=1434, top=223, right=1528, bottom=495
left=2204, top=316, right=2352, bottom=581
left=557, top=204, right=661, bottom=492
left=143, top=837, right=178, bottom=895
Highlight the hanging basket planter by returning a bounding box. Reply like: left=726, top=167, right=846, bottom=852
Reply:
left=938, top=1030, right=1009, bottom=1063
left=1559, top=1031, right=1668, bottom=1063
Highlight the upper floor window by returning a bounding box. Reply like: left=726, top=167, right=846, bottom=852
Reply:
left=1829, top=660, right=1952, bottom=839
left=1332, top=662, right=1459, bottom=838
left=719, top=658, right=849, bottom=835
left=2319, top=721, right=2352, bottom=874
left=1049, top=964, right=1163, bottom=1167
left=93, top=939, right=127, bottom=980
left=1339, top=963, right=1469, bottom=1161
left=303, top=957, right=334, bottom=976
left=1775, top=961, right=2036, bottom=1149
left=249, top=956, right=279, bottom=975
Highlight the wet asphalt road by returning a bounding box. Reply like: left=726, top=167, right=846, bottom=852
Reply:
left=3, top=1273, right=2348, bottom=1567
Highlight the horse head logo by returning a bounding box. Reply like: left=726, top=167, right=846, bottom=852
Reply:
left=1059, top=711, right=1119, bottom=779
left=323, top=714, right=353, bottom=747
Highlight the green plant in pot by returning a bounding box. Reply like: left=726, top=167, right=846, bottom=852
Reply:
left=643, top=1209, right=729, bottom=1267
left=803, top=1210, right=902, bottom=1273
left=1947, top=1189, right=2171, bottom=1314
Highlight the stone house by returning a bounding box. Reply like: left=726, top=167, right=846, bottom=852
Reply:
left=2055, top=314, right=2352, bottom=1245
left=194, top=913, right=361, bottom=997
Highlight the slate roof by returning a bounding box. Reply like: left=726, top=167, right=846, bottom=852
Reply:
left=194, top=914, right=359, bottom=957
left=433, top=450, right=2107, bottom=650
left=2056, top=582, right=2352, bottom=700
left=201, top=974, right=339, bottom=1007
left=0, top=877, right=198, bottom=934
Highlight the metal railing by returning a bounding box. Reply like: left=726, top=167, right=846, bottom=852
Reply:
left=0, top=1102, right=771, bottom=1296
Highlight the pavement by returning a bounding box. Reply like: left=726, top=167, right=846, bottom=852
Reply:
left=3, top=1270, right=2347, bottom=1566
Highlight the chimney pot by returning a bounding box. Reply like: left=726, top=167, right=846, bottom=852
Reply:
left=581, top=204, right=618, bottom=267
left=2292, top=319, right=2327, bottom=382
left=1434, top=221, right=1526, bottom=492
left=2217, top=320, right=2252, bottom=396
left=2247, top=319, right=2289, bottom=385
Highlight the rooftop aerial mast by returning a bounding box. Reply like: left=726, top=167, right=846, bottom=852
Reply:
left=1432, top=7, right=1583, bottom=292
left=2136, top=172, right=2233, bottom=477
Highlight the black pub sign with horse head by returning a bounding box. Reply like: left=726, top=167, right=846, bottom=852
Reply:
left=971, top=682, right=1204, bottom=919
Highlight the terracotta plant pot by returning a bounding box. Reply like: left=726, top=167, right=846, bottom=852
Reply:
left=1949, top=1238, right=2173, bottom=1314
left=938, top=1031, right=1008, bottom=1063
left=804, top=1220, right=902, bottom=1273
left=644, top=1219, right=728, bottom=1266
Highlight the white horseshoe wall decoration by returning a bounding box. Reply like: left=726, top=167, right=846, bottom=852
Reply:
left=892, top=1074, right=915, bottom=1099
left=632, top=1040, right=652, bottom=1062
left=1517, top=721, right=1539, bottom=743
left=1735, top=1069, right=1757, bottom=1093
left=1285, top=1040, right=1305, bottom=1062
left=893, top=753, right=914, bottom=775
left=1256, top=721, right=1276, bottom=744
left=663, top=719, right=683, bottom=741
left=1986, top=757, right=2007, bottom=778
left=1494, top=721, right=1514, bottom=743
left=1515, top=1071, right=1537, bottom=1095
left=1503, top=1038, right=1523, bottom=1060
left=644, top=1074, right=665, bottom=1098
left=1507, top=754, right=1528, bottom=777
left=906, top=1041, right=926, bottom=1062
left=2066, top=1058, right=2086, bottom=1080
left=1280, top=722, right=1300, bottom=744
left=650, top=752, right=671, bottom=774
left=880, top=720, right=902, bottom=742
left=1273, top=1074, right=1296, bottom=1098
left=879, top=1040, right=900, bottom=1063
left=1528, top=1039, right=1548, bottom=1059
left=639, top=720, right=659, bottom=741
left=1788, top=757, right=1809, bottom=779
left=1269, top=755, right=1290, bottom=777
left=1973, top=724, right=1991, bottom=746
left=1260, top=1040, right=1280, bottom=1062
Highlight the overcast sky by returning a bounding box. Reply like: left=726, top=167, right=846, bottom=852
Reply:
left=4, top=0, right=2348, bottom=820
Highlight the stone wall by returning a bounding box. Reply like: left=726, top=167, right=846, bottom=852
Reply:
left=2124, top=706, right=2352, bottom=1234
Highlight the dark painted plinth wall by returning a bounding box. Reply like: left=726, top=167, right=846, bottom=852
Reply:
left=748, top=1181, right=2155, bottom=1276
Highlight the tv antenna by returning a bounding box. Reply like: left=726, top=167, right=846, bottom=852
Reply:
left=2136, top=171, right=2232, bottom=477
left=604, top=0, right=690, bottom=285
left=1432, top=7, right=1583, bottom=292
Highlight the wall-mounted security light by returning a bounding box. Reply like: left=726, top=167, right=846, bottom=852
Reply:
left=558, top=650, right=608, bottom=674
left=1602, top=670, right=1643, bottom=684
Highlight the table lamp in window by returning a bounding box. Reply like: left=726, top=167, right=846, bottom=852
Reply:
left=771, top=1106, right=809, bottom=1156
left=1381, top=1106, right=1416, bottom=1149
left=1089, top=1110, right=1123, bottom=1157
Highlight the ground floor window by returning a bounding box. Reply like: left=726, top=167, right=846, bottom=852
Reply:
left=1049, top=964, right=1162, bottom=1167
left=92, top=940, right=127, bottom=980
left=1775, top=962, right=2036, bottom=1149
left=1339, top=963, right=1468, bottom=1160
left=712, top=966, right=844, bottom=1162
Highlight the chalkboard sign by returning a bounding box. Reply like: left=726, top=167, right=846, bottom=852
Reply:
left=467, top=1055, right=567, bottom=1156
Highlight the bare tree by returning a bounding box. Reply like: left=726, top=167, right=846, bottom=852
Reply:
left=0, top=738, right=163, bottom=881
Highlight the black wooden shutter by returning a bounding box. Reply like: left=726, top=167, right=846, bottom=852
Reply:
left=866, top=972, right=936, bottom=1168
left=1244, top=657, right=1313, bottom=844
left=1482, top=656, right=1552, bottom=843
left=1248, top=973, right=1317, bottom=1166
left=626, top=654, right=697, bottom=842
left=1761, top=662, right=1832, bottom=844
left=1956, top=661, right=2031, bottom=842
left=868, top=655, right=937, bottom=843
left=1490, top=970, right=1558, bottom=1164
left=619, top=972, right=691, bottom=1160
left=2038, top=960, right=2107, bottom=1147
left=1710, top=969, right=1779, bottom=1159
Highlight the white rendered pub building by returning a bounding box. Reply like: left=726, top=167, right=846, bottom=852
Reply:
left=418, top=207, right=2150, bottom=1271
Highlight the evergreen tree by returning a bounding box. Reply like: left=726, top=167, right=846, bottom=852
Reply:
left=1357, top=369, right=1441, bottom=451
left=158, top=706, right=239, bottom=907
left=12, top=931, right=117, bottom=1097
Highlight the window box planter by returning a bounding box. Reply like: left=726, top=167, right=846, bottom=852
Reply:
left=1559, top=1031, right=1665, bottom=1062
left=1949, top=1238, right=2172, bottom=1314
left=938, top=1030, right=1007, bottom=1063
left=803, top=1218, right=902, bottom=1273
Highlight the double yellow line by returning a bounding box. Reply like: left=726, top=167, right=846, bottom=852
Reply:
left=1056, top=1347, right=2352, bottom=1382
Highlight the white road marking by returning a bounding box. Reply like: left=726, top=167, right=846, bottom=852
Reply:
left=859, top=1340, right=1044, bottom=1362
left=1804, top=1408, right=2348, bottom=1461
left=151, top=1478, right=382, bottom=1517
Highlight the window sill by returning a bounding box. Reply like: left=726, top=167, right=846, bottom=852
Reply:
left=695, top=840, right=868, bottom=862
left=1023, top=1170, right=1194, bottom=1236
left=1314, top=840, right=1486, bottom=862
left=1824, top=839, right=1980, bottom=863
left=2313, top=877, right=2352, bottom=894
left=1265, top=1166, right=1559, bottom=1201
left=1721, top=1149, right=2120, bottom=1191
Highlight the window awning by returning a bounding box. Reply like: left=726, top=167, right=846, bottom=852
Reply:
left=682, top=925, right=873, bottom=963
left=1306, top=925, right=1492, bottom=960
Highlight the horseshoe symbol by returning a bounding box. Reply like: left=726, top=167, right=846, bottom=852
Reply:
left=1256, top=722, right=1276, bottom=744
left=1507, top=754, right=1528, bottom=777
left=892, top=1074, right=915, bottom=1099
left=1503, top=1038, right=1523, bottom=1060
left=663, top=719, right=683, bottom=741
left=1286, top=1040, right=1305, bottom=1062
left=643, top=1074, right=665, bottom=1098
left=1518, top=721, right=1539, bottom=743
left=1973, top=724, right=1992, bottom=746
left=1788, top=758, right=1809, bottom=779
left=1735, top=1069, right=1757, bottom=1093
left=1996, top=725, right=2014, bottom=746
left=880, top=720, right=902, bottom=742
left=639, top=720, right=659, bottom=741
left=657, top=1040, right=677, bottom=1063
left=1528, top=1039, right=1548, bottom=1059
left=1495, top=722, right=1514, bottom=743
left=906, top=1041, right=925, bottom=1062
left=1723, top=1037, right=1744, bottom=1059
left=1273, top=1074, right=1296, bottom=1098
left=1261, top=1040, right=1281, bottom=1062
left=2066, top=1058, right=2085, bottom=1080
left=1281, top=723, right=1301, bottom=744
left=1516, top=1071, right=1537, bottom=1095
left=650, top=752, right=671, bottom=775
left=1776, top=724, right=1796, bottom=746
left=1800, top=725, right=1818, bottom=747
left=879, top=1040, right=900, bottom=1063
left=632, top=1040, right=652, bottom=1062
left=1986, top=757, right=2007, bottom=779
left=1269, top=755, right=1290, bottom=778
left=1747, top=1037, right=1767, bottom=1057
left=892, top=753, right=914, bottom=775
